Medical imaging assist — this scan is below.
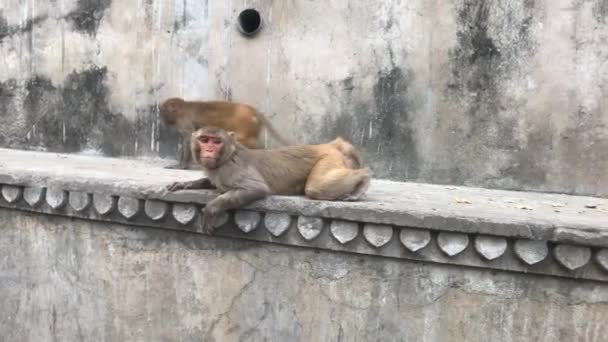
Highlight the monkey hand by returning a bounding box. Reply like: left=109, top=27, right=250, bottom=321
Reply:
left=199, top=206, right=220, bottom=235
left=165, top=163, right=189, bottom=170
left=166, top=182, right=187, bottom=192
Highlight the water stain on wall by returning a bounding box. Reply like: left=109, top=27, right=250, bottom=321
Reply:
left=448, top=1, right=505, bottom=134
left=369, top=67, right=420, bottom=179
left=67, top=0, right=112, bottom=35
left=0, top=80, right=19, bottom=146
left=0, top=12, right=48, bottom=42
left=445, top=0, right=541, bottom=187
left=320, top=67, right=419, bottom=180
left=1, top=67, right=178, bottom=157
left=593, top=0, right=608, bottom=23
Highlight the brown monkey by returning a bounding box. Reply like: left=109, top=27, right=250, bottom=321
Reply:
left=159, top=97, right=291, bottom=169
left=166, top=126, right=371, bottom=234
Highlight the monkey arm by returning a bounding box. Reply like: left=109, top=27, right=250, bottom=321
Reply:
left=200, top=188, right=269, bottom=234
left=166, top=178, right=215, bottom=192
left=209, top=188, right=269, bottom=210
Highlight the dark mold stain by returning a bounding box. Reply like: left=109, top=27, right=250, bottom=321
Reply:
left=0, top=79, right=19, bottom=146
left=0, top=79, right=18, bottom=116
left=593, top=0, right=608, bottom=23
left=368, top=68, right=420, bottom=179
left=467, top=5, right=499, bottom=64
left=0, top=12, right=48, bottom=43
left=446, top=0, right=537, bottom=186
left=0, top=14, right=8, bottom=41
left=448, top=1, right=502, bottom=115
left=320, top=68, right=420, bottom=180
left=173, top=0, right=198, bottom=31
left=341, top=76, right=354, bottom=92
left=67, top=0, right=112, bottom=36
left=4, top=67, right=178, bottom=157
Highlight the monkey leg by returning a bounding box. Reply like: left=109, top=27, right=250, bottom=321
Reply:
left=166, top=164, right=187, bottom=169
left=166, top=178, right=215, bottom=192
left=201, top=188, right=269, bottom=234
left=304, top=157, right=371, bottom=201
left=165, top=134, right=193, bottom=169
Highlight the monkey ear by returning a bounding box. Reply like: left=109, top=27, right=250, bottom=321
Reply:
left=227, top=131, right=236, bottom=138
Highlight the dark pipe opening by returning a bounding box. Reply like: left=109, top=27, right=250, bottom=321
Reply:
left=237, top=9, right=262, bottom=36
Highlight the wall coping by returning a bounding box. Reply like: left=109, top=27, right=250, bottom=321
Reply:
left=1, top=148, right=607, bottom=282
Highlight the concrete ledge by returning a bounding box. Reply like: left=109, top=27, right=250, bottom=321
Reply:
left=1, top=148, right=608, bottom=282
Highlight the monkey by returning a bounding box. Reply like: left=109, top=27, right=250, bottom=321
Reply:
left=166, top=126, right=371, bottom=234
left=159, top=97, right=292, bottom=169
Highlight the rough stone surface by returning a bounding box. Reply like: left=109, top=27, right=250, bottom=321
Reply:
left=234, top=210, right=261, bottom=233
left=596, top=249, right=608, bottom=272
left=554, top=245, right=592, bottom=271
left=172, top=204, right=197, bottom=225
left=45, top=187, right=67, bottom=209
left=264, top=212, right=291, bottom=237
left=1, top=185, right=21, bottom=203
left=93, top=193, right=114, bottom=215
left=399, top=228, right=432, bottom=252
left=297, top=216, right=324, bottom=241
left=143, top=200, right=168, bottom=221
left=2, top=208, right=608, bottom=342
left=330, top=220, right=359, bottom=244
left=117, top=196, right=140, bottom=220
left=514, top=240, right=549, bottom=265
left=23, top=187, right=44, bottom=207
left=2, top=149, right=607, bottom=248
left=363, top=224, right=394, bottom=248
left=475, top=236, right=508, bottom=261
left=68, top=191, right=91, bottom=211
left=437, top=232, right=470, bottom=257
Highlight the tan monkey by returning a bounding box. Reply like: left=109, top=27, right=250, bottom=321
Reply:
left=166, top=126, right=371, bottom=234
left=159, top=97, right=291, bottom=169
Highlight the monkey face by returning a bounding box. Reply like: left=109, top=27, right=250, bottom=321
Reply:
left=197, top=134, right=224, bottom=169
left=199, top=135, right=223, bottom=158
left=159, top=98, right=184, bottom=124
left=192, top=127, right=237, bottom=169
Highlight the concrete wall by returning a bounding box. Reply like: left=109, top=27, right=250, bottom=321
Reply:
left=1, top=208, right=608, bottom=342
left=1, top=0, right=607, bottom=196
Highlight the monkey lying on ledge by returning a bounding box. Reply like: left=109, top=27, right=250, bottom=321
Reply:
left=166, top=126, right=371, bottom=234
left=160, top=97, right=292, bottom=169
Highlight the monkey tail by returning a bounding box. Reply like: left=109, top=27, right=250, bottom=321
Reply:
left=257, top=113, right=293, bottom=146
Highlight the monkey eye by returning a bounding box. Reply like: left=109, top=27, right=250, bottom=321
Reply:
left=199, top=136, right=222, bottom=144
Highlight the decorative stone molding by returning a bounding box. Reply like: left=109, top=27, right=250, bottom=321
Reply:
left=2, top=181, right=608, bottom=282
left=0, top=149, right=607, bottom=282
left=264, top=212, right=291, bottom=237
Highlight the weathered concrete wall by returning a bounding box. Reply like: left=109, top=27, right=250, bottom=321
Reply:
left=1, top=0, right=607, bottom=196
left=1, top=208, right=607, bottom=342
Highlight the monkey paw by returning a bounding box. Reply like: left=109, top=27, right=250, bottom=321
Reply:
left=199, top=212, right=217, bottom=235
left=165, top=163, right=189, bottom=170
left=166, top=182, right=186, bottom=192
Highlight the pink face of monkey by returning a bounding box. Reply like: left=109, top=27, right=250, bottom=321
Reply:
left=192, top=128, right=236, bottom=169
left=198, top=134, right=224, bottom=161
